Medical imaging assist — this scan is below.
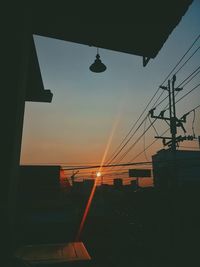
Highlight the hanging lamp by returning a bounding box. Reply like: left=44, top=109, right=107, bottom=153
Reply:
left=89, top=48, right=107, bottom=73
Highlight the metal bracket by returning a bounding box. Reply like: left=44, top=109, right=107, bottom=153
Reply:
left=143, top=56, right=151, bottom=67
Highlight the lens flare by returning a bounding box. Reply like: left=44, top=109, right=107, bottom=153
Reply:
left=75, top=110, right=122, bottom=241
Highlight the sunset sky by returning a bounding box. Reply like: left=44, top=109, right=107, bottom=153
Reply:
left=20, top=0, right=200, bottom=184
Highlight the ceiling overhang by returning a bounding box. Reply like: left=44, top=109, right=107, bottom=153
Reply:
left=25, top=0, right=193, bottom=103
left=29, top=0, right=193, bottom=66
left=26, top=37, right=53, bottom=103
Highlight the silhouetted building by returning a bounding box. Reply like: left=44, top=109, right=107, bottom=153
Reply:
left=130, top=179, right=138, bottom=190
left=152, top=149, right=200, bottom=189
left=114, top=178, right=123, bottom=188
left=72, top=179, right=94, bottom=196
left=19, top=165, right=61, bottom=205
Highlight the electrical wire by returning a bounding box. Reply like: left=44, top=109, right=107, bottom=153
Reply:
left=143, top=116, right=149, bottom=161
left=154, top=77, right=200, bottom=119
left=105, top=104, right=200, bottom=177
left=105, top=35, right=200, bottom=166
left=59, top=35, right=200, bottom=176
left=143, top=115, right=160, bottom=162
left=148, top=115, right=159, bottom=136
left=70, top=155, right=200, bottom=173
left=129, top=128, right=170, bottom=163
left=67, top=35, right=200, bottom=178
left=106, top=114, right=149, bottom=164
left=192, top=110, right=196, bottom=137
left=190, top=103, right=200, bottom=113
left=177, top=65, right=200, bottom=87
left=33, top=87, right=200, bottom=174
left=176, top=83, right=200, bottom=104
left=62, top=161, right=152, bottom=171
left=116, top=127, right=170, bottom=173
left=164, top=34, right=200, bottom=79
left=113, top=118, right=157, bottom=164
left=151, top=51, right=200, bottom=115
left=105, top=94, right=159, bottom=164
left=174, top=45, right=200, bottom=76
left=108, top=87, right=200, bottom=166
left=181, top=69, right=200, bottom=88
left=153, top=65, right=200, bottom=112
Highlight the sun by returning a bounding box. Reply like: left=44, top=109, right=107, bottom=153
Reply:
left=96, top=172, right=101, bottom=177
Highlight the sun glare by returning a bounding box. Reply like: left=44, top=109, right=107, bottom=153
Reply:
left=76, top=111, right=122, bottom=241
left=96, top=172, right=101, bottom=177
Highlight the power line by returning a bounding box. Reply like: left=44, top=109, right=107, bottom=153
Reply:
left=177, top=65, right=200, bottom=87
left=107, top=90, right=169, bottom=165
left=172, top=34, right=200, bottom=74
left=129, top=128, right=170, bottom=163
left=105, top=92, right=160, bottom=164
left=192, top=110, right=196, bottom=137
left=106, top=114, right=149, bottom=164
left=150, top=43, right=200, bottom=114
left=143, top=116, right=149, bottom=161
left=154, top=75, right=200, bottom=120
left=143, top=115, right=161, bottom=161
left=106, top=35, right=200, bottom=166
left=62, top=161, right=152, bottom=171
left=63, top=157, right=200, bottom=172
left=190, top=103, right=200, bottom=113
left=176, top=83, right=200, bottom=104
left=60, top=36, right=200, bottom=172
left=143, top=115, right=159, bottom=162
left=153, top=65, right=200, bottom=113
left=148, top=115, right=159, bottom=136
left=113, top=118, right=157, bottom=164
left=106, top=49, right=200, bottom=169
left=174, top=45, right=200, bottom=76
left=181, top=69, right=200, bottom=88
left=115, top=128, right=170, bottom=178
left=116, top=127, right=170, bottom=173
left=65, top=168, right=131, bottom=176
left=159, top=34, right=200, bottom=83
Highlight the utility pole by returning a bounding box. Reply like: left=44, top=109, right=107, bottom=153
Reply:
left=171, top=75, right=182, bottom=152
left=150, top=75, right=200, bottom=186
left=150, top=75, right=199, bottom=150
left=150, top=75, right=200, bottom=261
left=149, top=75, right=187, bottom=151
left=169, top=77, right=177, bottom=153
left=71, top=170, right=79, bottom=186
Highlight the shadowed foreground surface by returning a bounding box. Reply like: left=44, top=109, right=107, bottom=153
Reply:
left=9, top=188, right=200, bottom=266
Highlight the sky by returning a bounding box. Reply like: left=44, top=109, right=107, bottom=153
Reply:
left=20, top=0, right=200, bottom=185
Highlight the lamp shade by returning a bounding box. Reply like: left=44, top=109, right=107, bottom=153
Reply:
left=89, top=53, right=107, bottom=73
